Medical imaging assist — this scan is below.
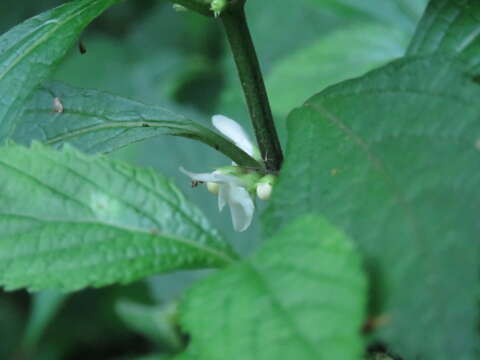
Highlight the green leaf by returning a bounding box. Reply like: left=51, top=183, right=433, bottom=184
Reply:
left=307, top=0, right=427, bottom=32
left=116, top=300, right=183, bottom=350
left=216, top=0, right=340, bottom=131
left=267, top=24, right=408, bottom=119
left=174, top=349, right=198, bottom=360
left=0, top=143, right=236, bottom=291
left=134, top=355, right=173, bottom=360
left=0, top=0, right=119, bottom=141
left=216, top=0, right=425, bottom=139
left=13, top=82, right=261, bottom=169
left=263, top=54, right=480, bottom=359
left=367, top=353, right=396, bottom=360
left=180, top=215, right=367, bottom=360
left=407, top=0, right=480, bottom=70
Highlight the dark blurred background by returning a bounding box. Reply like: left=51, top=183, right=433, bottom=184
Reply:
left=0, top=0, right=426, bottom=358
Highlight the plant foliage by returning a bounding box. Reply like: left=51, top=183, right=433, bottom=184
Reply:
left=0, top=0, right=477, bottom=359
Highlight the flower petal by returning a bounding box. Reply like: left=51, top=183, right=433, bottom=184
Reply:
left=179, top=167, right=220, bottom=182
left=218, top=184, right=227, bottom=211
left=181, top=166, right=254, bottom=231
left=212, top=114, right=255, bottom=157
left=224, top=183, right=255, bottom=232
left=179, top=167, right=240, bottom=185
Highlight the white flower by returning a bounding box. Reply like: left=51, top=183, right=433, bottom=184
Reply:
left=181, top=115, right=277, bottom=231
left=206, top=181, right=220, bottom=195
left=256, top=174, right=275, bottom=201
left=211, top=114, right=256, bottom=158
left=256, top=182, right=272, bottom=200
left=180, top=167, right=255, bottom=232
left=180, top=115, right=258, bottom=232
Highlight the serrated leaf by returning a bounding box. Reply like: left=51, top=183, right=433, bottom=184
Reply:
left=12, top=82, right=261, bottom=169
left=180, top=215, right=367, bottom=360
left=0, top=0, right=119, bottom=141
left=263, top=53, right=480, bottom=360
left=0, top=143, right=236, bottom=291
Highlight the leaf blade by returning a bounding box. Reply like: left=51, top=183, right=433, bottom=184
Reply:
left=13, top=82, right=261, bottom=169
left=0, top=0, right=119, bottom=140
left=267, top=24, right=408, bottom=119
left=0, top=143, right=236, bottom=291
left=263, top=54, right=480, bottom=359
left=407, top=0, right=480, bottom=62
left=180, top=215, right=367, bottom=360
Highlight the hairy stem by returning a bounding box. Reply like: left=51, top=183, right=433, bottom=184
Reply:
left=221, top=3, right=283, bottom=172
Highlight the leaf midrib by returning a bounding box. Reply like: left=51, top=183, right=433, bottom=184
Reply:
left=0, top=212, right=235, bottom=265
left=37, top=149, right=211, bottom=239
left=0, top=154, right=234, bottom=265
left=244, top=262, right=320, bottom=358
left=43, top=120, right=192, bottom=145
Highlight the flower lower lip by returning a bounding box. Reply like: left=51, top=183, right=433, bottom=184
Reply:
left=180, top=115, right=264, bottom=232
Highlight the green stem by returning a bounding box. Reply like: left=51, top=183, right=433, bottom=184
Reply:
left=221, top=3, right=283, bottom=172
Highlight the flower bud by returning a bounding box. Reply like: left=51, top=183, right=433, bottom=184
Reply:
left=207, top=182, right=220, bottom=195
left=256, top=182, right=272, bottom=200
left=210, top=0, right=227, bottom=17
left=256, top=175, right=276, bottom=200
